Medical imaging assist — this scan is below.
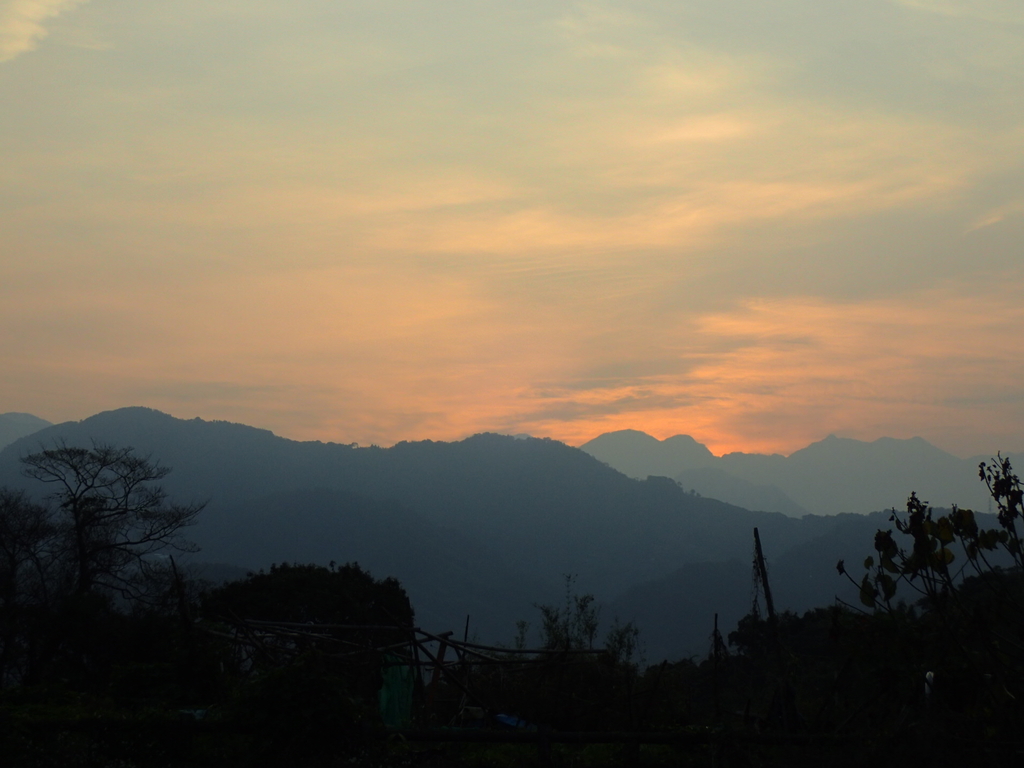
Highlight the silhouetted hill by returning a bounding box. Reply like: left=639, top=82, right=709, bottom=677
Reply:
left=605, top=511, right=911, bottom=661
left=2, top=408, right=996, bottom=657
left=199, top=487, right=549, bottom=637
left=0, top=410, right=818, bottom=601
left=0, top=412, right=51, bottom=450
left=606, top=561, right=749, bottom=663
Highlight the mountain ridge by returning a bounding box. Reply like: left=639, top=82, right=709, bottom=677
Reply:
left=3, top=408, right=997, bottom=658
left=581, top=429, right=1005, bottom=516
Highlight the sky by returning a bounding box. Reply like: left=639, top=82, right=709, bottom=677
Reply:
left=2, top=0, right=1023, bottom=457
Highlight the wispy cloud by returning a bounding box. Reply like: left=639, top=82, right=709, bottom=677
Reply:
left=507, top=280, right=1024, bottom=456
left=0, top=0, right=87, bottom=62
left=1, top=2, right=1022, bottom=457
left=968, top=199, right=1024, bottom=231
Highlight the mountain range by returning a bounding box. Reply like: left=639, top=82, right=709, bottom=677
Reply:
left=0, top=408, right=1005, bottom=661
left=581, top=429, right=1012, bottom=517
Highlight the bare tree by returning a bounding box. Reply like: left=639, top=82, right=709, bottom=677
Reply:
left=21, top=442, right=204, bottom=600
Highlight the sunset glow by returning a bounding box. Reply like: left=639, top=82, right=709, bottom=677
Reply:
left=2, top=1, right=1022, bottom=457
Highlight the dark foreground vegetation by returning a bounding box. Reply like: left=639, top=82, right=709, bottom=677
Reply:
left=2, top=445, right=1024, bottom=766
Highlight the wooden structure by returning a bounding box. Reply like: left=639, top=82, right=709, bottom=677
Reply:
left=207, top=615, right=607, bottom=726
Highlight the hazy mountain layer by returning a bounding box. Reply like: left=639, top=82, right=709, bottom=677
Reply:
left=675, top=466, right=810, bottom=517
left=582, top=430, right=1007, bottom=516
left=0, top=412, right=51, bottom=451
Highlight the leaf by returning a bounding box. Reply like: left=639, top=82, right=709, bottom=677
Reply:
left=930, top=547, right=955, bottom=568
left=874, top=530, right=897, bottom=557
left=936, top=517, right=955, bottom=544
left=859, top=575, right=878, bottom=608
left=864, top=556, right=874, bottom=569
left=880, top=574, right=897, bottom=601
left=952, top=507, right=977, bottom=537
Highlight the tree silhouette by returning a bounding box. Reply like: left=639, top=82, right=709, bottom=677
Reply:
left=21, top=442, right=204, bottom=599
left=839, top=456, right=1024, bottom=739
left=0, top=489, right=53, bottom=686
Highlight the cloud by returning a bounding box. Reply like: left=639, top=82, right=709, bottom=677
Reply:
left=968, top=199, right=1024, bottom=231
left=1, top=1, right=1022, bottom=458
left=481, top=274, right=1024, bottom=457
left=0, top=0, right=87, bottom=62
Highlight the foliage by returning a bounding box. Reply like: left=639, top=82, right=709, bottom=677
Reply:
left=202, top=561, right=413, bottom=629
left=534, top=574, right=601, bottom=651
left=847, top=456, right=1023, bottom=611
left=460, top=579, right=644, bottom=732
left=0, top=445, right=203, bottom=690
left=20, top=442, right=204, bottom=599
left=202, top=561, right=415, bottom=724
left=604, top=617, right=642, bottom=666
left=224, top=652, right=379, bottom=768
left=836, top=455, right=1024, bottom=744
left=0, top=490, right=53, bottom=687
left=6, top=438, right=1024, bottom=765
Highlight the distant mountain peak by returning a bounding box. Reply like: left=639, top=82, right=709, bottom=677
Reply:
left=0, top=412, right=51, bottom=424
left=582, top=426, right=989, bottom=517
left=585, top=428, right=663, bottom=444
left=580, top=429, right=716, bottom=481
left=582, top=429, right=711, bottom=450
left=790, top=433, right=956, bottom=464
left=87, top=406, right=178, bottom=422
left=0, top=412, right=53, bottom=451
left=662, top=433, right=713, bottom=450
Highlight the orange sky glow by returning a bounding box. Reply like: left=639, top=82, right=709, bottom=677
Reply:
left=2, top=1, right=1023, bottom=458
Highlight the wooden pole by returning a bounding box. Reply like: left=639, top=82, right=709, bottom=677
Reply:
left=713, top=613, right=721, bottom=719
left=427, top=631, right=453, bottom=707
left=753, top=528, right=776, bottom=621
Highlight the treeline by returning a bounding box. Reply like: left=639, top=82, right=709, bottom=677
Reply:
left=1, top=445, right=1023, bottom=766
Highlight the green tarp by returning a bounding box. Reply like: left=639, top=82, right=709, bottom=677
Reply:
left=378, top=655, right=415, bottom=727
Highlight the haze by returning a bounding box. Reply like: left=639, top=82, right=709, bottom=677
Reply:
left=3, top=1, right=1022, bottom=457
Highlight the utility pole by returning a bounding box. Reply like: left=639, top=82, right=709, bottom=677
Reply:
left=712, top=613, right=722, bottom=719
left=752, top=527, right=797, bottom=732
left=753, top=528, right=776, bottom=622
